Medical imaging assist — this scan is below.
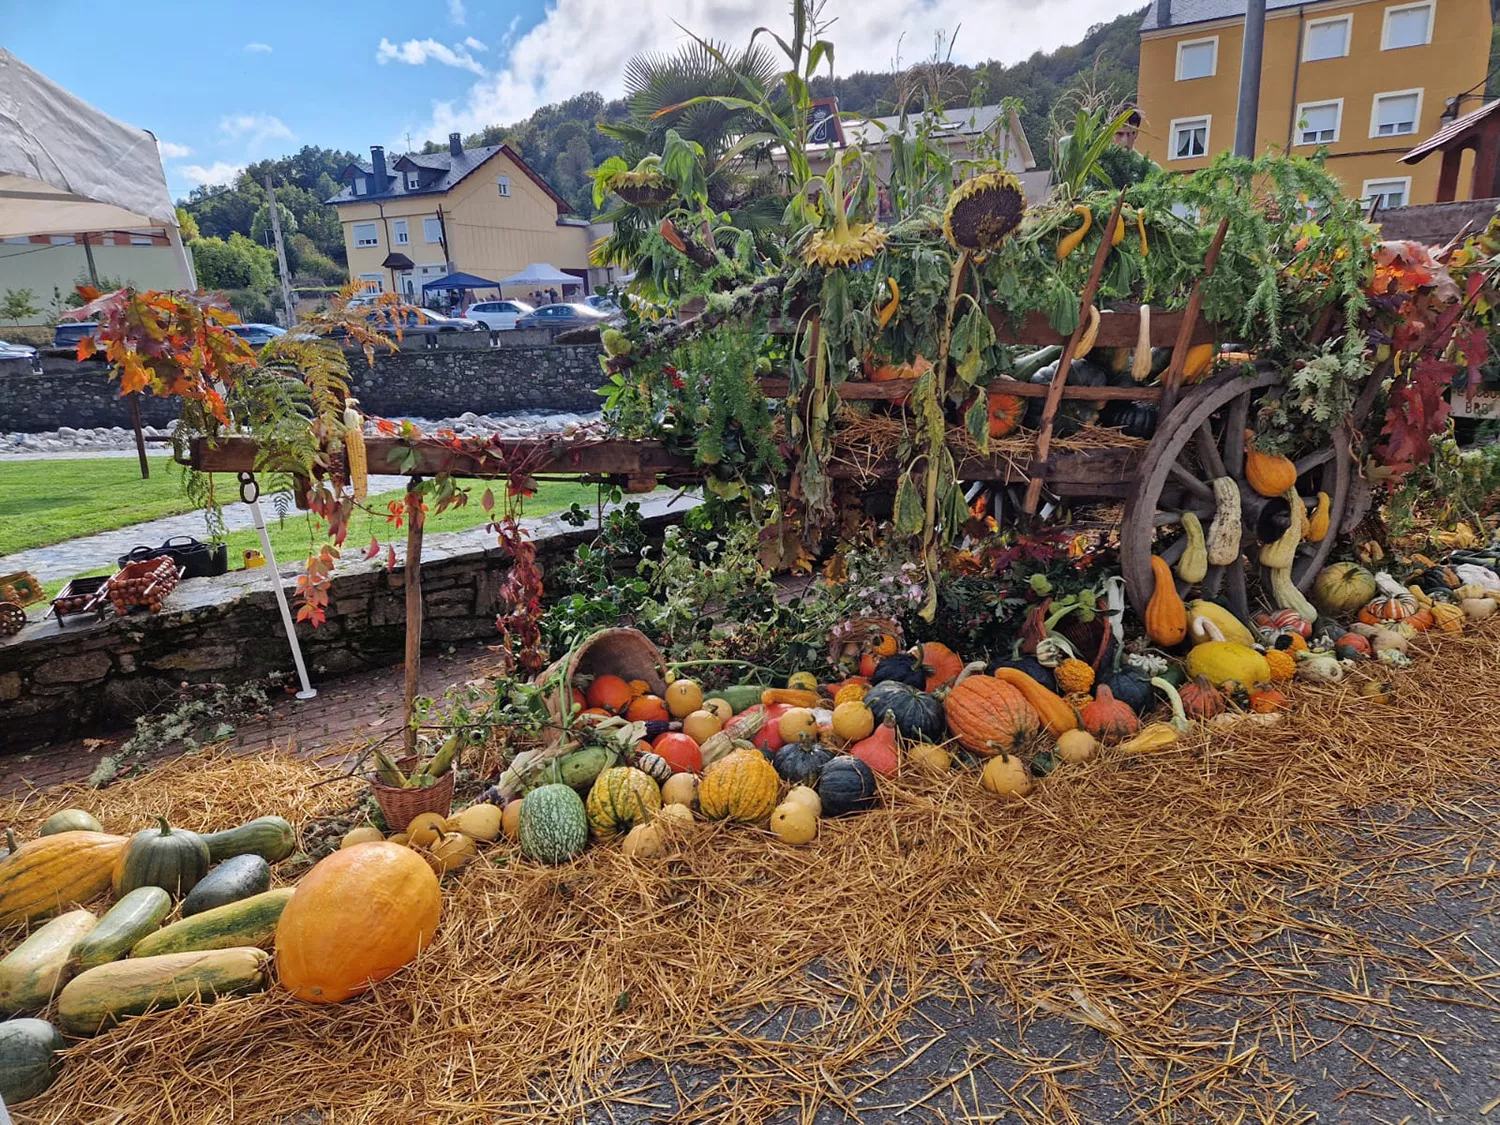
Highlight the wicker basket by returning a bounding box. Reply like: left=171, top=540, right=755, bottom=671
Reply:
left=537, top=627, right=669, bottom=739
left=370, top=756, right=455, bottom=832
left=827, top=616, right=903, bottom=673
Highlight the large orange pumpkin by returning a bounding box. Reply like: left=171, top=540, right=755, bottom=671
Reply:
left=586, top=674, right=633, bottom=713
left=275, top=842, right=441, bottom=1005
left=920, top=642, right=965, bottom=692
left=943, top=676, right=1039, bottom=756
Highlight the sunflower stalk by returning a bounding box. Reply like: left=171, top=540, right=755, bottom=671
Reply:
left=919, top=250, right=971, bottom=620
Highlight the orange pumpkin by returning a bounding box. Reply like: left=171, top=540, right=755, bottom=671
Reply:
left=987, top=390, right=1026, bottom=438
left=626, top=694, right=670, bottom=722
left=943, top=676, right=1039, bottom=756
left=1145, top=555, right=1187, bottom=646
left=1249, top=688, right=1290, bottom=713
left=275, top=842, right=442, bottom=1005
left=1079, top=685, right=1140, bottom=743
left=920, top=642, right=965, bottom=692
left=850, top=716, right=899, bottom=777
left=586, top=674, right=634, bottom=714
left=1178, top=675, right=1225, bottom=721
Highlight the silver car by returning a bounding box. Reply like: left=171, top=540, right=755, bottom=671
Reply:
left=0, top=339, right=41, bottom=372
left=366, top=307, right=483, bottom=335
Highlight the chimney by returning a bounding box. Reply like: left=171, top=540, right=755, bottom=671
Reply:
left=448, top=132, right=463, bottom=158
left=1157, top=0, right=1170, bottom=27
left=370, top=145, right=387, bottom=186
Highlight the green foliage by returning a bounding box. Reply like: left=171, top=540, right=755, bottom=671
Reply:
left=175, top=207, right=201, bottom=242
left=183, top=146, right=356, bottom=265
left=249, top=202, right=297, bottom=246
left=1388, top=434, right=1500, bottom=534
left=0, top=287, right=39, bottom=323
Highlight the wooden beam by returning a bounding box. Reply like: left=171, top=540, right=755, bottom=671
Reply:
left=985, top=307, right=1216, bottom=349
left=403, top=482, right=424, bottom=758
left=760, top=377, right=1164, bottom=402
left=1159, top=216, right=1230, bottom=418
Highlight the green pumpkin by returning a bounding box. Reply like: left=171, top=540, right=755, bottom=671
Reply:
left=518, top=784, right=589, bottom=864
left=0, top=1018, right=65, bottom=1104
left=584, top=767, right=661, bottom=837
left=112, top=817, right=211, bottom=898
left=38, top=809, right=103, bottom=836
left=862, top=681, right=946, bottom=742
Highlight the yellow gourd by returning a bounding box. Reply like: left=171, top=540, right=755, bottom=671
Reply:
left=1076, top=304, right=1101, bottom=357
left=1185, top=642, right=1271, bottom=687
left=1056, top=205, right=1092, bottom=259
left=1145, top=555, right=1187, bottom=646
left=1182, top=344, right=1216, bottom=383
left=1175, top=511, right=1208, bottom=584
left=1426, top=601, right=1465, bottom=633
left=1245, top=432, right=1297, bottom=497
left=1304, top=492, right=1330, bottom=543
left=340, top=827, right=384, bottom=849
left=1118, top=722, right=1179, bottom=755
left=1131, top=304, right=1153, bottom=383
left=1184, top=600, right=1257, bottom=647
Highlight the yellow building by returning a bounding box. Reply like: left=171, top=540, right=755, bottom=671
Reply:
left=1136, top=0, right=1493, bottom=207
left=328, top=135, right=612, bottom=301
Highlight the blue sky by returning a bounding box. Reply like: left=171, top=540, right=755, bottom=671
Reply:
left=4, top=0, right=1137, bottom=203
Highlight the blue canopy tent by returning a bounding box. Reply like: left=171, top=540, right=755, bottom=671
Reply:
left=421, top=270, right=500, bottom=296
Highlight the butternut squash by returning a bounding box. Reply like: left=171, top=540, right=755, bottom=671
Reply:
left=1144, top=555, right=1187, bottom=647
left=991, top=668, right=1077, bottom=738
left=1175, top=511, right=1208, bottom=584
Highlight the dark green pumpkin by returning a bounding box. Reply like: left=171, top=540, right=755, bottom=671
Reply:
left=181, top=854, right=272, bottom=916
left=989, top=656, right=1057, bottom=693
left=0, top=1017, right=65, bottom=1104
left=38, top=809, right=103, bottom=836
left=200, top=816, right=295, bottom=864
left=773, top=741, right=835, bottom=786
left=871, top=653, right=926, bottom=688
left=862, top=681, right=946, bottom=742
left=1102, top=400, right=1158, bottom=438
left=816, top=757, right=878, bottom=817
left=1100, top=669, right=1152, bottom=714
left=112, top=817, right=211, bottom=898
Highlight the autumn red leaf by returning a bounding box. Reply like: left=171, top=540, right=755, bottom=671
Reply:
left=363, top=535, right=381, bottom=560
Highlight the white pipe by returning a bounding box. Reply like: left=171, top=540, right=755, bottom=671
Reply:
left=247, top=497, right=317, bottom=700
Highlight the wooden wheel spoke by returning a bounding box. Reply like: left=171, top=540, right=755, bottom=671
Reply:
left=1152, top=511, right=1182, bottom=527
left=1160, top=537, right=1188, bottom=566
left=1226, top=559, right=1250, bottom=622
left=1195, top=422, right=1228, bottom=480
left=1295, top=447, right=1334, bottom=475
left=1167, top=463, right=1215, bottom=502
left=1202, top=563, right=1225, bottom=599
left=1222, top=395, right=1249, bottom=478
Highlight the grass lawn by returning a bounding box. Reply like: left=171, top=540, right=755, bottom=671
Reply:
left=0, top=457, right=197, bottom=556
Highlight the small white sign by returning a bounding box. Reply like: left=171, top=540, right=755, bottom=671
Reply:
left=1450, top=388, right=1500, bottom=420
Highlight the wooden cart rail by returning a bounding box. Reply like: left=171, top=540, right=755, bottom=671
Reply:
left=760, top=377, right=1165, bottom=402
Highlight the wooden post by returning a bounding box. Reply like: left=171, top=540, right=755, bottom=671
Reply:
left=128, top=394, right=150, bottom=479
left=403, top=479, right=425, bottom=758
left=1157, top=216, right=1231, bottom=420
left=1023, top=192, right=1128, bottom=515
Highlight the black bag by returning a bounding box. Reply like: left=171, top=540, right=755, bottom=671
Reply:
left=117, top=537, right=227, bottom=579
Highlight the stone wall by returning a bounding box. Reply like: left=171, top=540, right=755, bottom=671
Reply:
left=0, top=498, right=690, bottom=752
left=0, top=340, right=605, bottom=432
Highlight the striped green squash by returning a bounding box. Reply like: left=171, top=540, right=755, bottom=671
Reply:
left=584, top=767, right=661, bottom=837
left=517, top=784, right=589, bottom=864
left=70, top=886, right=172, bottom=971
left=131, top=887, right=294, bottom=958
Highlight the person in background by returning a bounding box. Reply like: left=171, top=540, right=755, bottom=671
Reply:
left=547, top=287, right=559, bottom=304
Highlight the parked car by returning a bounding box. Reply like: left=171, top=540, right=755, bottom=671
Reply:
left=584, top=294, right=620, bottom=314
left=466, top=300, right=534, bottom=331
left=515, top=303, right=612, bottom=332
left=0, top=339, right=41, bottom=372
left=227, top=323, right=287, bottom=346
left=365, top=308, right=483, bottom=335
left=52, top=321, right=98, bottom=349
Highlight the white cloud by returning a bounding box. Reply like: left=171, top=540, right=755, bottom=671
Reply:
left=177, top=161, right=245, bottom=187
left=244, top=42, right=273, bottom=53
left=157, top=140, right=193, bottom=159
left=219, top=113, right=295, bottom=151
left=463, top=36, right=487, bottom=52
left=448, top=0, right=466, bottom=25
left=500, top=14, right=521, bottom=47
left=376, top=37, right=486, bottom=76
left=412, top=0, right=1139, bottom=144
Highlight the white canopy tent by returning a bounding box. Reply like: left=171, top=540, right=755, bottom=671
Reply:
left=0, top=47, right=195, bottom=286
left=497, top=262, right=584, bottom=290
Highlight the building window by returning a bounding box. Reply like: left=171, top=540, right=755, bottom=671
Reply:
left=405, top=171, right=420, bottom=190
left=392, top=219, right=409, bottom=245
left=2, top=236, right=28, bottom=244
left=49, top=235, right=75, bottom=245
left=1169, top=116, right=1210, bottom=160
left=130, top=234, right=154, bottom=246
left=352, top=222, right=379, bottom=248
left=357, top=272, right=384, bottom=293
left=423, top=216, right=443, bottom=243
left=1363, top=177, right=1412, bottom=209
left=496, top=175, right=511, bottom=197
left=1304, top=14, right=1351, bottom=60
left=1382, top=2, right=1433, bottom=50
left=1371, top=89, right=1422, bottom=137
left=1176, top=37, right=1217, bottom=81
left=1295, top=100, right=1342, bottom=145
left=354, top=176, right=367, bottom=196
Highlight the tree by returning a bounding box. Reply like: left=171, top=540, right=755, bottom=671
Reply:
left=191, top=237, right=254, bottom=290
left=175, top=206, right=200, bottom=242
left=1, top=288, right=39, bottom=323
left=250, top=201, right=298, bottom=247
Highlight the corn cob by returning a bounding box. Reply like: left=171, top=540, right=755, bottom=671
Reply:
left=373, top=749, right=409, bottom=788
left=343, top=402, right=367, bottom=501
left=417, top=733, right=461, bottom=779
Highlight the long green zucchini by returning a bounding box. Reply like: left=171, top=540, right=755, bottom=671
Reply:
left=130, top=887, right=294, bottom=958
left=199, top=816, right=296, bottom=864
left=1012, top=345, right=1064, bottom=381
left=57, top=948, right=270, bottom=1035
left=69, top=887, right=172, bottom=971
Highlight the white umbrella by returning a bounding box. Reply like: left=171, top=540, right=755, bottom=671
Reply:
left=0, top=47, right=195, bottom=286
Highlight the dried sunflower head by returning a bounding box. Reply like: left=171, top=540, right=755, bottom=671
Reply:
left=605, top=168, right=676, bottom=208
left=803, top=222, right=889, bottom=269
left=943, top=171, right=1026, bottom=254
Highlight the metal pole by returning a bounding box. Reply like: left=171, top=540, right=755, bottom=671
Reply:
left=247, top=496, right=317, bottom=700
left=264, top=175, right=297, bottom=327
left=1234, top=0, right=1268, bottom=157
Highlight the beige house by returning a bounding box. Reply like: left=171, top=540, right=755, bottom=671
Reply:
left=328, top=135, right=614, bottom=302
left=1, top=230, right=180, bottom=325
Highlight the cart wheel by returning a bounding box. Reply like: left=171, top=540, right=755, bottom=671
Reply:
left=0, top=602, right=25, bottom=637
left=1120, top=366, right=1352, bottom=621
